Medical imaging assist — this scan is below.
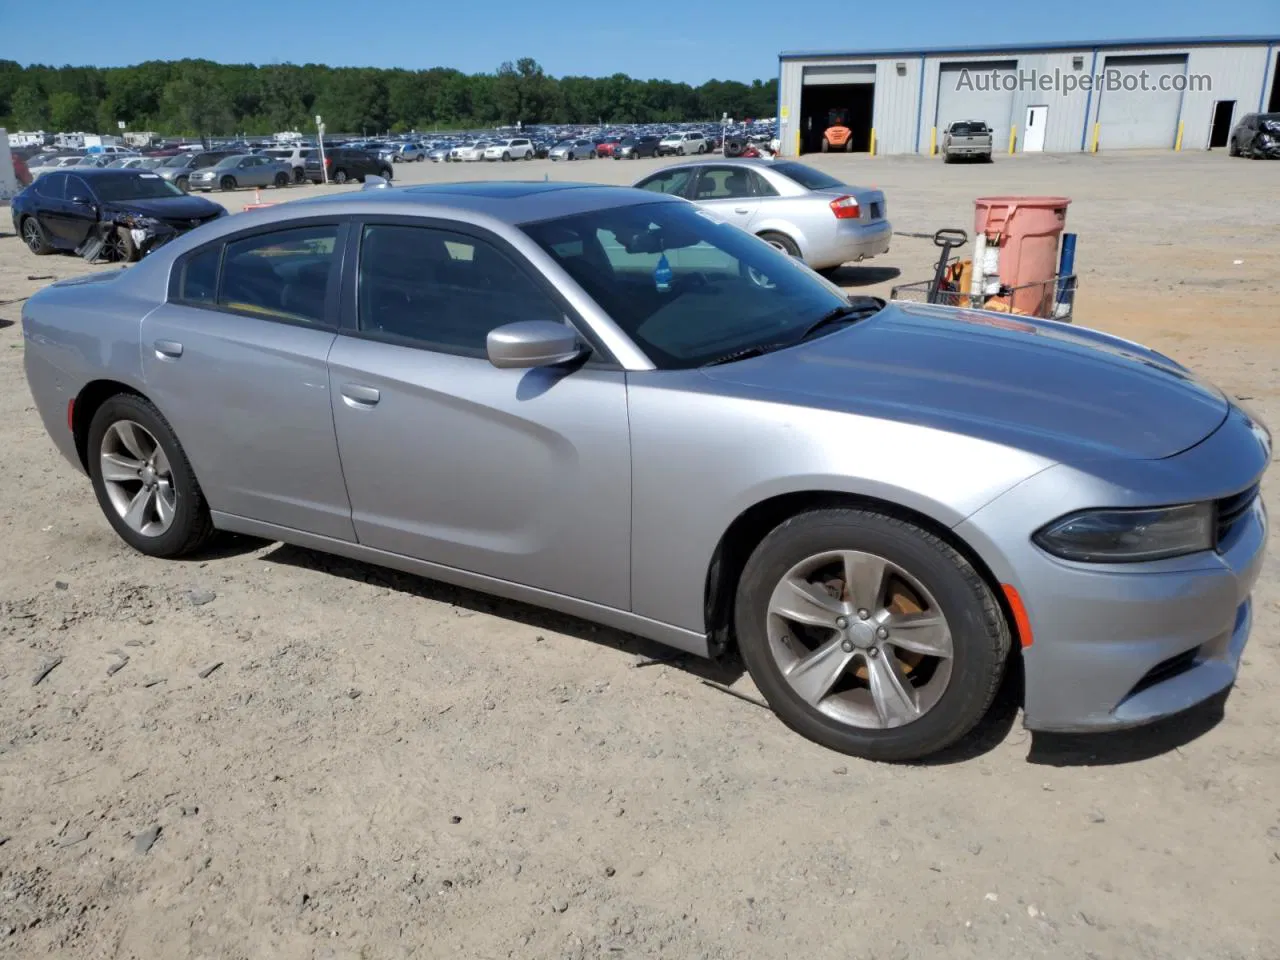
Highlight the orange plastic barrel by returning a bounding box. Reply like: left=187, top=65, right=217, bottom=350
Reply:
left=974, top=196, right=1070, bottom=316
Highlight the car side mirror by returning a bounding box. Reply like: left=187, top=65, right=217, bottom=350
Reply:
left=486, top=321, right=585, bottom=369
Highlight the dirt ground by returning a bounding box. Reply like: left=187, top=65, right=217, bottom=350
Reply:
left=1, top=150, right=1278, bottom=960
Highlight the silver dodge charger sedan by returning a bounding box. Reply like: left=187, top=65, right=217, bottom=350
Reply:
left=21, top=182, right=1270, bottom=761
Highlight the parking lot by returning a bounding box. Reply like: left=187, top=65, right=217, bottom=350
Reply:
left=2, top=150, right=1278, bottom=960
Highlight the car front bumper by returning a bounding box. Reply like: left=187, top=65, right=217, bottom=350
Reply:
left=189, top=176, right=218, bottom=189
left=956, top=405, right=1270, bottom=733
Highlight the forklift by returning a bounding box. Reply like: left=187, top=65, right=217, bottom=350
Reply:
left=821, top=107, right=854, bottom=152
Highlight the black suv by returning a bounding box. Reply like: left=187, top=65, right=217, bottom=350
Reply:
left=303, top=148, right=395, bottom=185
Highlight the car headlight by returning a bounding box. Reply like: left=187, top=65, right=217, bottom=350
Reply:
left=1033, top=503, right=1214, bottom=563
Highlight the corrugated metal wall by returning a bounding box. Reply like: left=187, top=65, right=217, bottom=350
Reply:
left=779, top=43, right=1277, bottom=156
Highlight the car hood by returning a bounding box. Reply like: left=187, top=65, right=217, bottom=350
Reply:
left=103, top=194, right=224, bottom=220
left=699, top=301, right=1229, bottom=463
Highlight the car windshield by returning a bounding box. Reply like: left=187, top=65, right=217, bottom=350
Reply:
left=92, top=173, right=185, bottom=202
left=523, top=200, right=868, bottom=369
left=770, top=161, right=844, bottom=191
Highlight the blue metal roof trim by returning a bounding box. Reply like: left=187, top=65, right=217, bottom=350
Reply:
left=779, top=36, right=1280, bottom=60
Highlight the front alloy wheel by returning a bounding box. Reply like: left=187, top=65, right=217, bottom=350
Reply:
left=735, top=508, right=1010, bottom=761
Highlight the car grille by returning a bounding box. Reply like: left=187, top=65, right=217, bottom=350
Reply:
left=1215, top=483, right=1260, bottom=546
left=869, top=202, right=883, bottom=220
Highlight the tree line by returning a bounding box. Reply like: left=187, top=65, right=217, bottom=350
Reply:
left=0, top=58, right=779, bottom=136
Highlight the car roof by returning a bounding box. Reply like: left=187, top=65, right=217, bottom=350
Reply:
left=60, top=167, right=157, bottom=178
left=257, top=181, right=681, bottom=225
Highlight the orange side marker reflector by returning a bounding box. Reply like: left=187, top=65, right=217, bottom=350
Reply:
left=1001, top=584, right=1034, bottom=648
left=67, top=398, right=75, bottom=432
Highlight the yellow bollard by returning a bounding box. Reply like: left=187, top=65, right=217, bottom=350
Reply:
left=1175, top=120, right=1184, bottom=151
left=1008, top=125, right=1017, bottom=154
left=869, top=128, right=876, bottom=156
left=1090, top=123, right=1100, bottom=153
left=930, top=126, right=937, bottom=156
left=794, top=131, right=800, bottom=156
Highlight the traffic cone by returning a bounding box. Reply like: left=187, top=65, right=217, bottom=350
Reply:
left=254, top=187, right=262, bottom=205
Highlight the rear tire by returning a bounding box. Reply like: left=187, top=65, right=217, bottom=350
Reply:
left=333, top=169, right=349, bottom=184
left=21, top=216, right=53, bottom=255
left=87, top=394, right=215, bottom=559
left=734, top=508, right=1010, bottom=761
left=274, top=172, right=289, bottom=187
left=293, top=167, right=306, bottom=183
left=821, top=139, right=830, bottom=153
left=380, top=167, right=393, bottom=180
left=758, top=230, right=801, bottom=260
left=1228, top=138, right=1240, bottom=157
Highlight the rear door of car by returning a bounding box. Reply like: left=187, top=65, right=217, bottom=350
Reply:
left=31, top=173, right=73, bottom=244
left=690, top=165, right=762, bottom=230
left=140, top=219, right=357, bottom=540
left=324, top=216, right=633, bottom=609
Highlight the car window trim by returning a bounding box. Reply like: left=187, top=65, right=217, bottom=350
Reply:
left=339, top=214, right=619, bottom=369
left=166, top=216, right=350, bottom=331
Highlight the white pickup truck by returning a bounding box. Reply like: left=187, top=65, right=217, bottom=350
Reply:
left=941, top=120, right=993, bottom=163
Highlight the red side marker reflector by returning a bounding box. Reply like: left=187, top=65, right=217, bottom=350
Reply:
left=1001, top=584, right=1034, bottom=648
left=67, top=398, right=75, bottom=432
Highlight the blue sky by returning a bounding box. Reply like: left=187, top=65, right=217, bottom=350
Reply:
left=5, top=0, right=1278, bottom=83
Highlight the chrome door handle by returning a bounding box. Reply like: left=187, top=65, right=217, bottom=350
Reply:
left=153, top=339, right=183, bottom=359
left=341, top=383, right=380, bottom=407
left=734, top=207, right=750, bottom=214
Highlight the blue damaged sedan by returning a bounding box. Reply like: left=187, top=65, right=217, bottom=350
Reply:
left=19, top=181, right=1271, bottom=761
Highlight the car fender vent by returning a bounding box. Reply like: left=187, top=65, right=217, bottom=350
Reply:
left=1215, top=483, right=1260, bottom=546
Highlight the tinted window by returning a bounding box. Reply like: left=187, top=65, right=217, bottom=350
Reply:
left=358, top=224, right=562, bottom=353
left=66, top=176, right=93, bottom=202
left=92, top=173, right=184, bottom=202
left=219, top=225, right=338, bottom=325
left=749, top=171, right=778, bottom=197
left=523, top=201, right=856, bottom=369
left=180, top=246, right=221, bottom=304
left=636, top=169, right=693, bottom=197
left=770, top=161, right=844, bottom=191
left=35, top=173, right=65, bottom=199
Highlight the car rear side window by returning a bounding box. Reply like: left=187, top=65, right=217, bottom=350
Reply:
left=180, top=246, right=222, bottom=304
left=218, top=225, right=339, bottom=325
left=34, top=173, right=65, bottom=199
left=357, top=224, right=562, bottom=354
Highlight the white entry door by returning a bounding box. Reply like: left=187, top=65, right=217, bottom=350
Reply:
left=1024, top=105, right=1048, bottom=152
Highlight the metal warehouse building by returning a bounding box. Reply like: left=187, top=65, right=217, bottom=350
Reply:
left=776, top=36, right=1280, bottom=157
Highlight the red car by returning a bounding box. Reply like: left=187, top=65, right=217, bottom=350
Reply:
left=593, top=136, right=622, bottom=158
left=12, top=153, right=32, bottom=186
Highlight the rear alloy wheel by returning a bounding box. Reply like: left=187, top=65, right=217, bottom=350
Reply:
left=274, top=172, right=289, bottom=187
left=333, top=169, right=349, bottom=184
left=220, top=176, right=237, bottom=192
left=87, top=394, right=215, bottom=558
left=735, top=508, right=1010, bottom=761
left=757, top=230, right=801, bottom=259
left=21, top=216, right=53, bottom=255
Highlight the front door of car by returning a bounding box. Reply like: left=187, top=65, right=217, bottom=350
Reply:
left=53, top=175, right=100, bottom=247
left=326, top=219, right=633, bottom=610
left=139, top=220, right=357, bottom=541
left=692, top=166, right=761, bottom=229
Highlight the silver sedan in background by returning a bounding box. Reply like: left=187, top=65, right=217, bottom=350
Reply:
left=20, top=183, right=1269, bottom=762
left=188, top=154, right=294, bottom=192
left=634, top=158, right=890, bottom=272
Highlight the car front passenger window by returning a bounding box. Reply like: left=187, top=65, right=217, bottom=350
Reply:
left=357, top=224, right=563, bottom=354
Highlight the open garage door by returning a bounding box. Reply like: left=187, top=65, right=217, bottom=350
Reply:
left=1096, top=54, right=1187, bottom=149
left=936, top=60, right=1017, bottom=153
left=800, top=65, right=874, bottom=154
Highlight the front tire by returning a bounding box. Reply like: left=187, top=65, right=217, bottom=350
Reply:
left=379, top=167, right=393, bottom=181
left=21, top=216, right=53, bottom=255
left=87, top=394, right=215, bottom=559
left=175, top=176, right=189, bottom=193
left=734, top=508, right=1010, bottom=761
left=220, top=176, right=236, bottom=192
